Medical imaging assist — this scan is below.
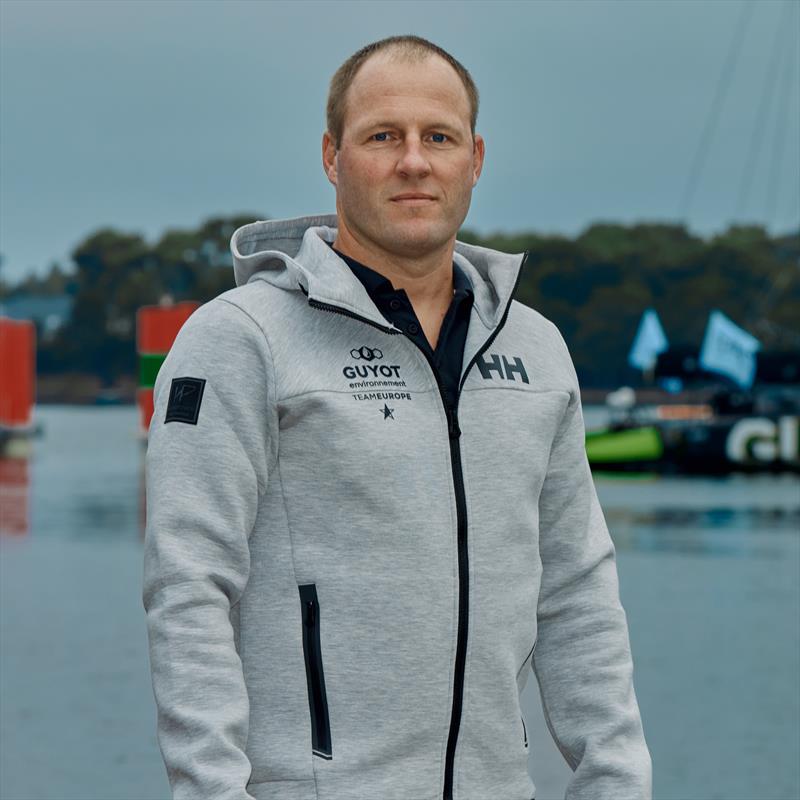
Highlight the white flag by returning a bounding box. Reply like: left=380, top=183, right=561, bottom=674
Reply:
left=698, top=310, right=761, bottom=388
left=628, top=308, right=669, bottom=370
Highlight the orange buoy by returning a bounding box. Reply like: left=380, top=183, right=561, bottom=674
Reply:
left=136, top=300, right=201, bottom=436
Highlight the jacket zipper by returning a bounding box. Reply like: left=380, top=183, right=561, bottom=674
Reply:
left=298, top=283, right=403, bottom=337
left=302, top=252, right=528, bottom=798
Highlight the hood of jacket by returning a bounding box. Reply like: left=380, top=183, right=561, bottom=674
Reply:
left=229, top=213, right=526, bottom=334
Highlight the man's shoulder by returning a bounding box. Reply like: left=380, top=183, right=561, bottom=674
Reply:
left=508, top=299, right=564, bottom=345
left=168, top=282, right=291, bottom=362
left=505, top=300, right=578, bottom=389
left=210, top=280, right=295, bottom=333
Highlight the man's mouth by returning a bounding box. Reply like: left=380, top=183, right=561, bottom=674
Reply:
left=390, top=194, right=437, bottom=206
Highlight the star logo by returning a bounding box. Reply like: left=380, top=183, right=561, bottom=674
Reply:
left=381, top=403, right=394, bottom=420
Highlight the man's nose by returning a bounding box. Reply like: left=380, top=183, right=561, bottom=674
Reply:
left=395, top=138, right=432, bottom=178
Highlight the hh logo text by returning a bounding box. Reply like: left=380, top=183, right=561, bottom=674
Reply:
left=476, top=353, right=529, bottom=384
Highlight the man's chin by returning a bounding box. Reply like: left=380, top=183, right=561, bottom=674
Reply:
left=380, top=221, right=454, bottom=257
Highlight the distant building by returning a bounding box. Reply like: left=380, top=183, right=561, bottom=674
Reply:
left=0, top=293, right=73, bottom=339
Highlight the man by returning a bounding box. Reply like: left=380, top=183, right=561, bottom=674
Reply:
left=143, top=34, right=652, bottom=800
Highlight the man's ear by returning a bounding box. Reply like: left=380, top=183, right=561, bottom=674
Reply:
left=322, top=131, right=338, bottom=186
left=471, top=133, right=485, bottom=187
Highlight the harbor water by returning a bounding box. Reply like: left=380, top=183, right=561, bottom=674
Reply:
left=1, top=405, right=798, bottom=800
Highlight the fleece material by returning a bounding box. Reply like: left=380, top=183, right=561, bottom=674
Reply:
left=142, top=213, right=652, bottom=800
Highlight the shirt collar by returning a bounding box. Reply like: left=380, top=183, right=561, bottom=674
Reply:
left=327, top=241, right=474, bottom=300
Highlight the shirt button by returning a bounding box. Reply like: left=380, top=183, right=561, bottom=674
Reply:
left=389, top=298, right=402, bottom=310
left=407, top=322, right=420, bottom=335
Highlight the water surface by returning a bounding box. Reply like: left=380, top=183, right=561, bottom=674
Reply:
left=1, top=406, right=797, bottom=799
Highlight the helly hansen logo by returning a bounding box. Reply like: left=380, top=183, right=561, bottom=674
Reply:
left=476, top=353, right=529, bottom=383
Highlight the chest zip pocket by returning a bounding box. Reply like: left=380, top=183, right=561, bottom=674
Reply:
left=299, top=583, right=332, bottom=760
left=521, top=715, right=528, bottom=749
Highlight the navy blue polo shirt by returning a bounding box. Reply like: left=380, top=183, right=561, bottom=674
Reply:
left=327, top=242, right=474, bottom=411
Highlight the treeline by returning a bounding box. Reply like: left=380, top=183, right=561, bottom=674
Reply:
left=1, top=215, right=798, bottom=388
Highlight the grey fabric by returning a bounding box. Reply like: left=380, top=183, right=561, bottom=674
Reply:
left=142, top=214, right=652, bottom=800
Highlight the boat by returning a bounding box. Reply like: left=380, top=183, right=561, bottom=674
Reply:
left=585, top=310, right=799, bottom=474
left=586, top=382, right=799, bottom=475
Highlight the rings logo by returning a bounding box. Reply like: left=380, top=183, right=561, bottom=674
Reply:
left=350, top=346, right=382, bottom=361
left=344, top=344, right=412, bottom=407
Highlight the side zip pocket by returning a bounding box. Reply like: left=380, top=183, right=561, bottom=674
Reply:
left=299, top=583, right=332, bottom=759
left=521, top=714, right=528, bottom=749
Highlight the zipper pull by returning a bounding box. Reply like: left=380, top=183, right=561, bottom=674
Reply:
left=306, top=599, right=315, bottom=627
left=447, top=406, right=461, bottom=439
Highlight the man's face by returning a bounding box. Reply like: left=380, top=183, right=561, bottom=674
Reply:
left=322, top=51, right=484, bottom=260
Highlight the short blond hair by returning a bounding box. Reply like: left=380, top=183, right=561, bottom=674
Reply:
left=326, top=35, right=479, bottom=150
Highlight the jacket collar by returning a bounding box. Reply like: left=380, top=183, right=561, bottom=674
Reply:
left=327, top=241, right=475, bottom=304
left=230, top=213, right=525, bottom=333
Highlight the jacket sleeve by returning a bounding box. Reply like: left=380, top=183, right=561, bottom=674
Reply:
left=532, top=325, right=652, bottom=800
left=142, top=297, right=275, bottom=800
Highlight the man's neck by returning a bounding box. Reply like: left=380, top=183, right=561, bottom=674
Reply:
left=332, top=223, right=455, bottom=309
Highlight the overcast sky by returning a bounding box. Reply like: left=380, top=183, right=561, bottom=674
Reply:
left=1, top=0, right=798, bottom=283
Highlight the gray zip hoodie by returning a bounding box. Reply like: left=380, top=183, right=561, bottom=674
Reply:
left=142, top=213, right=652, bottom=800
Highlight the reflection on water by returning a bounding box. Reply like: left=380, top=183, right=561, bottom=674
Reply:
left=0, top=405, right=798, bottom=800
left=606, top=506, right=799, bottom=557
left=612, top=522, right=796, bottom=558
left=0, top=455, right=30, bottom=536
left=589, top=469, right=800, bottom=559
left=611, top=506, right=799, bottom=528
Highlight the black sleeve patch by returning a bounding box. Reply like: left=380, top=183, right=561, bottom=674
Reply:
left=165, top=377, right=206, bottom=425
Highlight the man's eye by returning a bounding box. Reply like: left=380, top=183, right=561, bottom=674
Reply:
left=431, top=133, right=448, bottom=143
left=372, top=132, right=390, bottom=142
